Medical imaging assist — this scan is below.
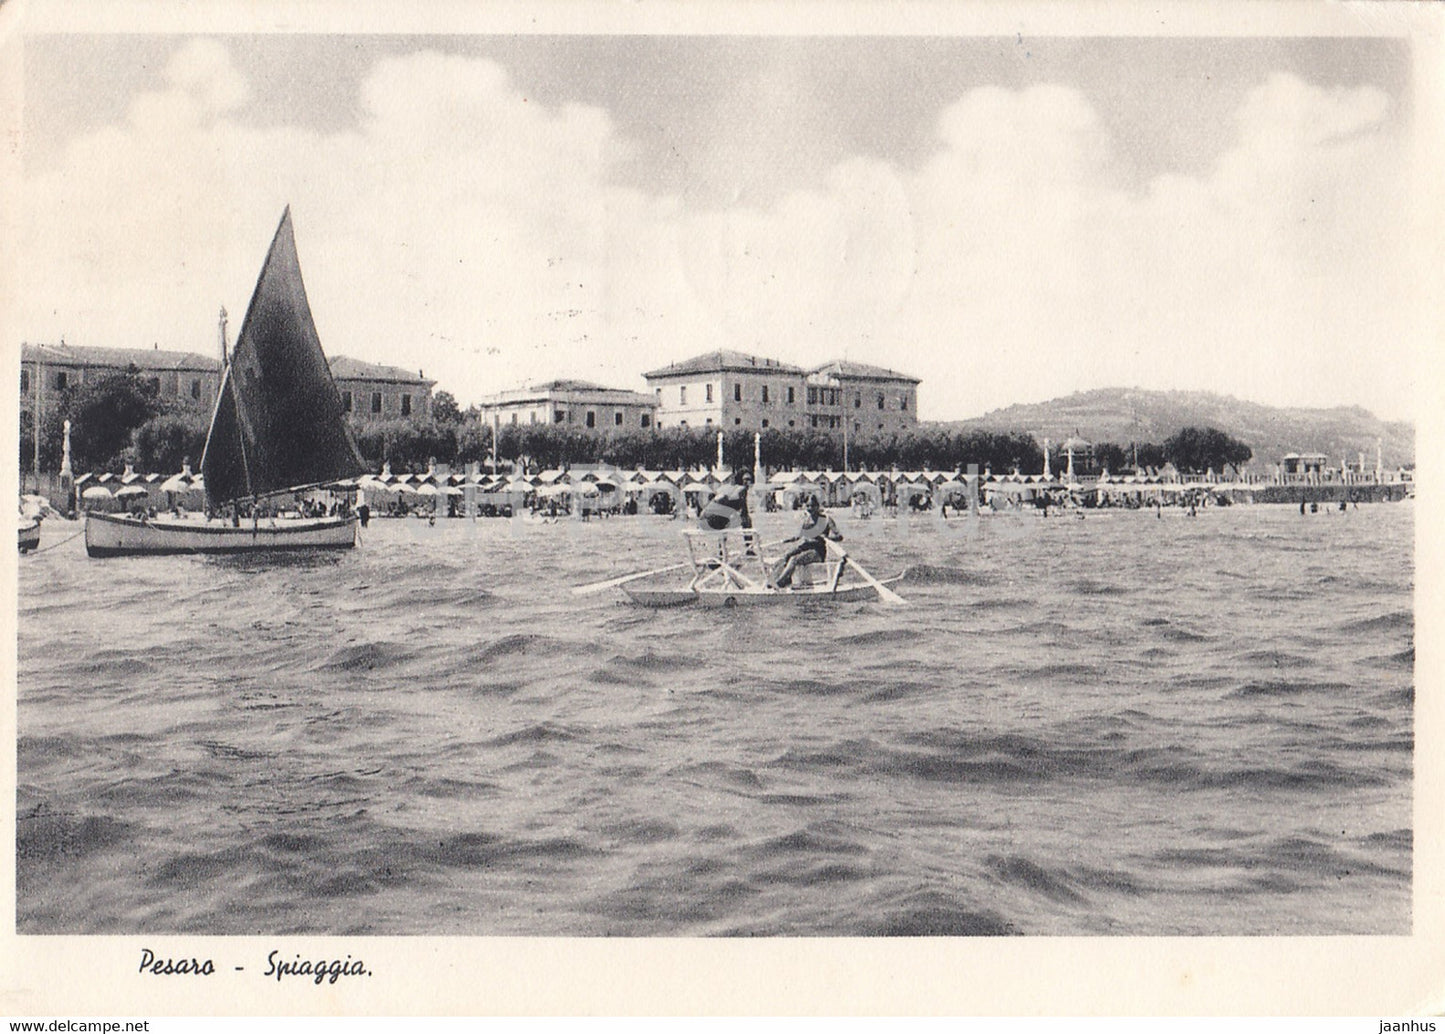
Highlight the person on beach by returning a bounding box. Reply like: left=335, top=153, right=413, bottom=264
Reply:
left=773, top=496, right=843, bottom=588
left=699, top=468, right=753, bottom=531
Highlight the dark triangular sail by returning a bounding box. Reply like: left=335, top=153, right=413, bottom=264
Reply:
left=201, top=209, right=366, bottom=506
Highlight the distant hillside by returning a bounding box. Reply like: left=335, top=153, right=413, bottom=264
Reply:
left=937, top=388, right=1414, bottom=469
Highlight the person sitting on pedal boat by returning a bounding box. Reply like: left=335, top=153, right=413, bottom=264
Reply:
left=774, top=496, right=842, bottom=587
left=699, top=468, right=754, bottom=531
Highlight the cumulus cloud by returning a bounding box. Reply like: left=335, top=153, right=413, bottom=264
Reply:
left=18, top=43, right=1415, bottom=424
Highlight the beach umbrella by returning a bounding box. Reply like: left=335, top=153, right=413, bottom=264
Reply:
left=82, top=485, right=113, bottom=500
left=159, top=474, right=192, bottom=493
left=115, top=484, right=150, bottom=499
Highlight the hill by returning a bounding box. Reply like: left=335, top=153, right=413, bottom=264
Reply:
left=937, top=388, right=1414, bottom=470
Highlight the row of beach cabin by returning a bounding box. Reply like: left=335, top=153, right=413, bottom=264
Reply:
left=64, top=461, right=1413, bottom=517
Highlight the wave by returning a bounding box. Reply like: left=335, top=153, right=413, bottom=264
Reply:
left=862, top=889, right=1016, bottom=936
left=1336, top=610, right=1413, bottom=636
left=903, top=564, right=982, bottom=585
left=17, top=807, right=134, bottom=861
left=1229, top=679, right=1353, bottom=698
left=310, top=640, right=417, bottom=673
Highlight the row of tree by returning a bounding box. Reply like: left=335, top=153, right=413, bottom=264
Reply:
left=19, top=369, right=1252, bottom=478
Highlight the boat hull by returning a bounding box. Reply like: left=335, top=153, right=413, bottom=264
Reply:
left=624, top=578, right=901, bottom=607
left=84, top=512, right=357, bottom=557
left=18, top=518, right=41, bottom=553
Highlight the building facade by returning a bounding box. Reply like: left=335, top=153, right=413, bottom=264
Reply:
left=330, top=356, right=437, bottom=425
left=643, top=351, right=920, bottom=437
left=642, top=351, right=807, bottom=431
left=476, top=379, right=657, bottom=434
left=20, top=342, right=222, bottom=411
left=804, top=360, right=920, bottom=438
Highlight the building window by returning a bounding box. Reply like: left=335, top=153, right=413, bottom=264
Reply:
left=342, top=391, right=353, bottom=412
left=20, top=370, right=28, bottom=393
left=734, top=383, right=742, bottom=402
left=641, top=414, right=651, bottom=428
left=614, top=412, right=623, bottom=426
left=55, top=372, right=69, bottom=390
left=762, top=385, right=770, bottom=404
left=655, top=388, right=662, bottom=402
left=513, top=413, right=520, bottom=424
left=586, top=411, right=596, bottom=428
left=788, top=420, right=795, bottom=427
left=679, top=386, right=687, bottom=405
left=706, top=383, right=714, bottom=403
left=191, top=379, right=202, bottom=400
left=147, top=377, right=161, bottom=393
left=787, top=386, right=795, bottom=404
left=854, top=394, right=861, bottom=409
left=371, top=392, right=382, bottom=414
left=401, top=394, right=412, bottom=417
left=761, top=419, right=769, bottom=428
left=554, top=409, right=566, bottom=424
left=877, top=393, right=885, bottom=410
left=901, top=395, right=908, bottom=411
left=807, top=387, right=817, bottom=405
left=734, top=418, right=742, bottom=426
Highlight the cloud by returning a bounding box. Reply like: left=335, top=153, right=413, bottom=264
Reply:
left=18, top=44, right=1415, bottom=425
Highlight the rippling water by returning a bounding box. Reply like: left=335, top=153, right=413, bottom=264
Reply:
left=16, top=502, right=1413, bottom=935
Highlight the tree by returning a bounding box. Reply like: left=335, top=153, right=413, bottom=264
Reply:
left=1163, top=426, right=1252, bottom=474
left=67, top=370, right=164, bottom=471
left=432, top=390, right=463, bottom=424
left=133, top=411, right=210, bottom=473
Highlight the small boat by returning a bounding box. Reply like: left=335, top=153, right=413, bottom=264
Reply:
left=579, top=530, right=906, bottom=607
left=85, top=208, right=367, bottom=558
left=18, top=514, right=41, bottom=553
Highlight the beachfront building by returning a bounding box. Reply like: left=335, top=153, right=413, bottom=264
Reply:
left=643, top=351, right=921, bottom=436
left=805, top=360, right=921, bottom=438
left=330, top=356, right=436, bottom=425
left=1280, top=453, right=1330, bottom=480
left=19, top=341, right=222, bottom=411
left=475, top=379, right=658, bottom=434
left=643, top=351, right=808, bottom=431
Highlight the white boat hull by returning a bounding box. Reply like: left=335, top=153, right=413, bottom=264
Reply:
left=624, top=577, right=902, bottom=607
left=18, top=517, right=41, bottom=553
left=85, top=512, right=357, bottom=557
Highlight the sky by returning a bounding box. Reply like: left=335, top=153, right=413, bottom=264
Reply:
left=14, top=30, right=1425, bottom=422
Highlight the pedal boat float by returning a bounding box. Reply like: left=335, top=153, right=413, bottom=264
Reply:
left=620, top=530, right=903, bottom=607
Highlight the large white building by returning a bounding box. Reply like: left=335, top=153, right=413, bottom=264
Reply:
left=476, top=379, right=658, bottom=435
left=642, top=351, right=920, bottom=436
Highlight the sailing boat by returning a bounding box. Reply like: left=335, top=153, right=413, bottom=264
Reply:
left=84, top=208, right=367, bottom=557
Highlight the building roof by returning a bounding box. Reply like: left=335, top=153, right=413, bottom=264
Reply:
left=329, top=355, right=436, bottom=387
left=21, top=341, right=220, bottom=372
left=808, top=359, right=920, bottom=384
left=643, top=350, right=806, bottom=379
left=480, top=379, right=656, bottom=407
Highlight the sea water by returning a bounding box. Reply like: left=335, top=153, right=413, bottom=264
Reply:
left=16, top=502, right=1413, bottom=935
